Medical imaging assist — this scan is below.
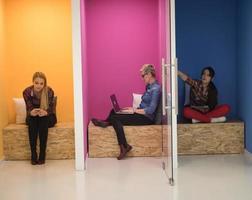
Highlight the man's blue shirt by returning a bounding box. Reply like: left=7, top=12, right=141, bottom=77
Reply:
left=139, top=81, right=161, bottom=120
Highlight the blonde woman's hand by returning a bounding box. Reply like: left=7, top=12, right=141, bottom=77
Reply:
left=38, top=109, right=48, bottom=117
left=30, top=108, right=40, bottom=116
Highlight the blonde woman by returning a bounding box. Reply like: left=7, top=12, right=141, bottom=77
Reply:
left=23, top=72, right=57, bottom=165
left=92, top=64, right=161, bottom=160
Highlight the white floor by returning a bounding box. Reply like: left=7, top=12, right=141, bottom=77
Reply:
left=0, top=154, right=252, bottom=200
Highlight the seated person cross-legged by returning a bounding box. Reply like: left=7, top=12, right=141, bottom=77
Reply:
left=178, top=66, right=230, bottom=123
left=92, top=64, right=161, bottom=160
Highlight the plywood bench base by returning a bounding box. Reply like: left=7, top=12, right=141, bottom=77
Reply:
left=3, top=122, right=75, bottom=160
left=178, top=121, right=244, bottom=155
left=88, top=122, right=162, bottom=157
left=89, top=121, right=244, bottom=157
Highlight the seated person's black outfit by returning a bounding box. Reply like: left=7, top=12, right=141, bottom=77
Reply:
left=23, top=86, right=57, bottom=164
left=92, top=81, right=161, bottom=159
left=106, top=109, right=153, bottom=148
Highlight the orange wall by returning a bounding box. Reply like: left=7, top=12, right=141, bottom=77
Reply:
left=5, top=0, right=74, bottom=123
left=0, top=0, right=7, bottom=159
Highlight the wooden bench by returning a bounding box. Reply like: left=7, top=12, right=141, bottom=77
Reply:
left=88, top=122, right=162, bottom=157
left=3, top=122, right=75, bottom=160
left=89, top=121, right=244, bottom=157
left=178, top=121, right=244, bottom=155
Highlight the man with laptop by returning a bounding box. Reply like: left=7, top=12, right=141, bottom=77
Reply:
left=92, top=64, right=161, bottom=160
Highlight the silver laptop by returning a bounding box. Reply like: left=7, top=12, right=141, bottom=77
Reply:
left=110, top=94, right=134, bottom=114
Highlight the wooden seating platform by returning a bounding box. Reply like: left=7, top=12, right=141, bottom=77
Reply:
left=89, top=121, right=244, bottom=157
left=88, top=122, right=162, bottom=157
left=3, top=122, right=75, bottom=160
left=178, top=121, right=244, bottom=155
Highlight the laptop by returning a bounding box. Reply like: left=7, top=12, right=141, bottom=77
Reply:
left=110, top=94, right=134, bottom=114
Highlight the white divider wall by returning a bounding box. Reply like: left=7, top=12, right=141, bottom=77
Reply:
left=71, top=0, right=85, bottom=170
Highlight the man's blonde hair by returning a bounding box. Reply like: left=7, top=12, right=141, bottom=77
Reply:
left=140, top=64, right=156, bottom=77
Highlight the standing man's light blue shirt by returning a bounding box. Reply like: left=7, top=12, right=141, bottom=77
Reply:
left=139, top=81, right=161, bottom=120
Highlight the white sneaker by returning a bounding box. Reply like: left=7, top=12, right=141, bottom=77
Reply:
left=192, top=119, right=200, bottom=123
left=211, top=116, right=226, bottom=123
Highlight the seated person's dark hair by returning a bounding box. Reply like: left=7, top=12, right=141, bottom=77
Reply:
left=201, top=66, right=215, bottom=79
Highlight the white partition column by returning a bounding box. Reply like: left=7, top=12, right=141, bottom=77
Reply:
left=71, top=0, right=85, bottom=171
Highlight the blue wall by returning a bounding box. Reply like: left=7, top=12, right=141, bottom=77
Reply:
left=176, top=0, right=237, bottom=121
left=237, top=0, right=252, bottom=152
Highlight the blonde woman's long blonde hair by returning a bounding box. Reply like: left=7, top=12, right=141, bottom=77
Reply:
left=32, top=72, right=48, bottom=110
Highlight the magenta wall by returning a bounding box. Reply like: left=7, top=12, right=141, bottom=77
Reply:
left=85, top=0, right=162, bottom=119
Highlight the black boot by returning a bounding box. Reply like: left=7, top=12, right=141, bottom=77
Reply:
left=117, top=144, right=127, bottom=160
left=38, top=150, right=46, bottom=165
left=126, top=144, right=132, bottom=153
left=31, top=151, right=37, bottom=165
left=117, top=144, right=132, bottom=160
left=91, top=118, right=110, bottom=128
